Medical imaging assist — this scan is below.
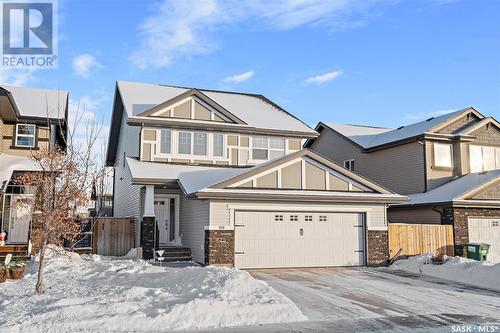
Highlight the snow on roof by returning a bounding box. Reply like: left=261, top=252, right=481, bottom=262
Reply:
left=325, top=109, right=465, bottom=149
left=117, top=80, right=315, bottom=134
left=0, top=154, right=40, bottom=191
left=2, top=85, right=68, bottom=119
left=126, top=158, right=249, bottom=194
left=406, top=169, right=500, bottom=205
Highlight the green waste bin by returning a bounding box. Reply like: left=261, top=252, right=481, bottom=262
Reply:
left=464, top=243, right=490, bottom=261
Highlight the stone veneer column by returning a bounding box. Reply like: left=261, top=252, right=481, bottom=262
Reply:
left=205, top=230, right=234, bottom=266
left=366, top=230, right=389, bottom=266
left=141, top=216, right=155, bottom=260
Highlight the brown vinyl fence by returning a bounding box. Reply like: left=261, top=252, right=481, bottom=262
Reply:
left=388, top=224, right=454, bottom=258
left=92, top=218, right=135, bottom=256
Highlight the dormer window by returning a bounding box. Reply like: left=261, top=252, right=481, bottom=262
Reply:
left=15, top=124, right=36, bottom=148
left=433, top=143, right=453, bottom=168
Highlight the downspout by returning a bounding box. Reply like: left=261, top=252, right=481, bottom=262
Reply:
left=418, top=140, right=428, bottom=192
left=432, top=206, right=444, bottom=224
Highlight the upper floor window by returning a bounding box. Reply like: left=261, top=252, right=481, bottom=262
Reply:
left=344, top=159, right=355, bottom=171
left=252, top=137, right=285, bottom=160
left=160, top=129, right=171, bottom=154
left=213, top=133, right=224, bottom=157
left=252, top=136, right=268, bottom=160
left=193, top=132, right=207, bottom=155
left=15, top=124, right=36, bottom=148
left=433, top=143, right=453, bottom=168
left=269, top=138, right=285, bottom=159
left=470, top=145, right=500, bottom=173
left=178, top=132, right=191, bottom=154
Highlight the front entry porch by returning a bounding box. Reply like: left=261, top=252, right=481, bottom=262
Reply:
left=141, top=185, right=191, bottom=261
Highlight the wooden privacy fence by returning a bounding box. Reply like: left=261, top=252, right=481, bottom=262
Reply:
left=389, top=224, right=454, bottom=258
left=92, top=218, right=135, bottom=256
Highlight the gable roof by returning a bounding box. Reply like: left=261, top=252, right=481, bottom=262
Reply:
left=107, top=81, right=318, bottom=166
left=0, top=154, right=40, bottom=191
left=126, top=149, right=407, bottom=203
left=311, top=107, right=483, bottom=150
left=401, top=169, right=500, bottom=206
left=117, top=80, right=315, bottom=134
left=134, top=88, right=245, bottom=124
left=0, top=85, right=68, bottom=120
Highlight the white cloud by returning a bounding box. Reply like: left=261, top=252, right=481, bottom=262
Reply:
left=404, top=109, right=457, bottom=121
left=223, top=70, right=255, bottom=84
left=130, top=0, right=393, bottom=68
left=73, top=53, right=102, bottom=78
left=305, top=70, right=343, bottom=85
left=0, top=68, right=38, bottom=86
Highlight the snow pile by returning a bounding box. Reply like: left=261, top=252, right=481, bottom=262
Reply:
left=0, top=253, right=306, bottom=332
left=389, top=254, right=500, bottom=292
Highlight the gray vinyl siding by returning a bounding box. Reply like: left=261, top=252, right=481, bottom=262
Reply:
left=112, top=104, right=141, bottom=220
left=310, top=129, right=425, bottom=194
left=387, top=207, right=442, bottom=224
left=209, top=200, right=388, bottom=229
left=180, top=195, right=209, bottom=263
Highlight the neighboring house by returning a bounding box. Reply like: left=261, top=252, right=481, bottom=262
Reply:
left=0, top=85, right=68, bottom=244
left=90, top=167, right=113, bottom=217
left=306, top=107, right=500, bottom=261
left=106, top=80, right=406, bottom=268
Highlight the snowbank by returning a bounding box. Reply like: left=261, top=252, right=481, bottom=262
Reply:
left=389, top=254, right=500, bottom=292
left=0, top=253, right=306, bottom=331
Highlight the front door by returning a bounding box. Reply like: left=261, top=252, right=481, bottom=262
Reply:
left=154, top=198, right=170, bottom=245
left=8, top=195, right=32, bottom=243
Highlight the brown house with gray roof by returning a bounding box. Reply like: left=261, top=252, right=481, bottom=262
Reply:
left=306, top=107, right=500, bottom=262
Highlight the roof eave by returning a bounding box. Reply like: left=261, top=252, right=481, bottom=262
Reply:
left=127, top=116, right=319, bottom=139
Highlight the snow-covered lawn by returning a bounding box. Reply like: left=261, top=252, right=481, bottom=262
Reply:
left=389, top=254, right=500, bottom=292
left=0, top=252, right=306, bottom=332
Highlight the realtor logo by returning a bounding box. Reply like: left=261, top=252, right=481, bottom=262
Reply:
left=1, top=0, right=58, bottom=68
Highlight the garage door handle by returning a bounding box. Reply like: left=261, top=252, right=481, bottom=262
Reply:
left=235, top=224, right=245, bottom=227
left=235, top=251, right=245, bottom=255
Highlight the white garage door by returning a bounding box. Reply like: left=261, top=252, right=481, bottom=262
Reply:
left=234, top=211, right=365, bottom=269
left=468, top=218, right=500, bottom=263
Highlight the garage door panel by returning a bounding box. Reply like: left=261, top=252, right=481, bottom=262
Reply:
left=235, top=211, right=365, bottom=269
left=468, top=218, right=500, bottom=263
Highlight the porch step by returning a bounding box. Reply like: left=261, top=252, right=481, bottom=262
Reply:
left=156, top=246, right=192, bottom=262
left=0, top=245, right=30, bottom=263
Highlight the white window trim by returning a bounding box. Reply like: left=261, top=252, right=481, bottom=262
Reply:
left=193, top=131, right=208, bottom=156
left=469, top=144, right=500, bottom=173
left=15, top=124, right=36, bottom=148
left=177, top=131, right=193, bottom=155
left=343, top=159, right=355, bottom=171
left=433, top=142, right=454, bottom=168
left=249, top=136, right=287, bottom=163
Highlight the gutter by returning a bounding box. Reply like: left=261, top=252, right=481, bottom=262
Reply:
left=127, top=117, right=319, bottom=139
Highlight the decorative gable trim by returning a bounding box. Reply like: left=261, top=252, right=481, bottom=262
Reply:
left=430, top=107, right=484, bottom=133
left=209, top=149, right=394, bottom=194
left=457, top=117, right=500, bottom=136
left=136, top=89, right=246, bottom=125
left=457, top=177, right=500, bottom=201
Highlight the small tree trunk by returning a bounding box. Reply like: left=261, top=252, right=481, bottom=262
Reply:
left=36, top=238, right=48, bottom=294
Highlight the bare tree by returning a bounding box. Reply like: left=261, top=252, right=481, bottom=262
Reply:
left=16, top=99, right=105, bottom=293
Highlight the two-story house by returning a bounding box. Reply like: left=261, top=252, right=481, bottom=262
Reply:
left=306, top=107, right=500, bottom=261
left=0, top=85, right=68, bottom=245
left=106, top=81, right=406, bottom=268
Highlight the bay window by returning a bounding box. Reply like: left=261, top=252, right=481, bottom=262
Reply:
left=433, top=143, right=453, bottom=168
left=178, top=132, right=191, bottom=154
left=15, top=124, right=36, bottom=147
left=470, top=145, right=500, bottom=173
left=193, top=132, right=207, bottom=155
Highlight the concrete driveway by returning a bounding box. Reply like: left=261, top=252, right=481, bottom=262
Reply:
left=199, top=267, right=500, bottom=332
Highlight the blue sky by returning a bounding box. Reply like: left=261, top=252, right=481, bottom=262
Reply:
left=1, top=0, right=499, bottom=155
